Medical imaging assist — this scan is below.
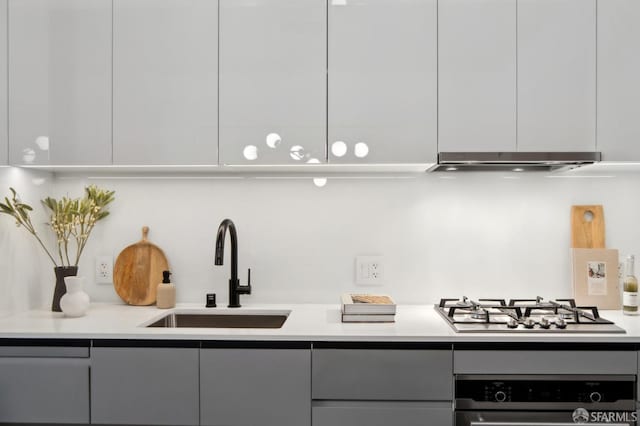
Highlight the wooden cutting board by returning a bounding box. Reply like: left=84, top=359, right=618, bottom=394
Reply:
left=571, top=205, right=605, bottom=248
left=113, top=226, right=169, bottom=306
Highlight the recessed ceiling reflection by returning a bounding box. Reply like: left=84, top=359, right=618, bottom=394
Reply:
left=242, top=145, right=258, bottom=161
left=331, top=141, right=347, bottom=157
left=265, top=133, right=281, bottom=149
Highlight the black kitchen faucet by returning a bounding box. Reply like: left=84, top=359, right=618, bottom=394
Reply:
left=214, top=219, right=251, bottom=308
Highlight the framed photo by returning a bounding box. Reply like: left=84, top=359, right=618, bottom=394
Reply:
left=571, top=248, right=620, bottom=309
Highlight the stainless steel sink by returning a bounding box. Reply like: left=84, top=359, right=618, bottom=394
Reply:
left=145, top=310, right=290, bottom=329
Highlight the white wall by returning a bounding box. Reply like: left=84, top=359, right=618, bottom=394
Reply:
left=49, top=168, right=640, bottom=307
left=0, top=167, right=53, bottom=314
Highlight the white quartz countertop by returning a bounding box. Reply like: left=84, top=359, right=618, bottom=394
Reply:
left=0, top=303, right=640, bottom=342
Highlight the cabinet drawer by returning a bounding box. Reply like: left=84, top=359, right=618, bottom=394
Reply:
left=313, top=401, right=452, bottom=426
left=312, top=349, right=452, bottom=401
left=0, top=358, right=89, bottom=423
left=455, top=350, right=637, bottom=375
left=0, top=345, right=88, bottom=357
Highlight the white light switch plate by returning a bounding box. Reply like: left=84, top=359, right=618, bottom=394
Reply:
left=355, top=255, right=384, bottom=285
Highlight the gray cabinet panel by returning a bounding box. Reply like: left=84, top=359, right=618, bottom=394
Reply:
left=597, top=0, right=640, bottom=161
left=200, top=348, right=311, bottom=426
left=8, top=0, right=112, bottom=166
left=313, top=401, right=452, bottom=426
left=328, top=0, right=437, bottom=164
left=219, top=0, right=326, bottom=165
left=91, top=347, right=199, bottom=425
left=113, top=0, right=218, bottom=165
left=313, top=349, right=452, bottom=401
left=0, top=0, right=6, bottom=165
left=0, top=357, right=89, bottom=423
left=517, top=0, right=596, bottom=152
left=0, top=345, right=88, bottom=357
left=438, top=0, right=516, bottom=153
left=455, top=351, right=637, bottom=375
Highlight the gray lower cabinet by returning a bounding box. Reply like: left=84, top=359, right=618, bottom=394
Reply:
left=0, top=347, right=90, bottom=424
left=313, top=349, right=453, bottom=401
left=454, top=350, right=638, bottom=375
left=200, top=347, right=311, bottom=426
left=312, top=348, right=453, bottom=426
left=313, top=401, right=452, bottom=426
left=91, top=346, right=199, bottom=425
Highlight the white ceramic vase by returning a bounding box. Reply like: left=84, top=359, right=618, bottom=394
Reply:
left=61, top=276, right=90, bottom=317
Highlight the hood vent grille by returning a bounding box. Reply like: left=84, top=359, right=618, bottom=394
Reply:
left=431, top=152, right=601, bottom=172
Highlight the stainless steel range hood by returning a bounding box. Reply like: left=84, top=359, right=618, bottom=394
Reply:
left=430, top=152, right=601, bottom=172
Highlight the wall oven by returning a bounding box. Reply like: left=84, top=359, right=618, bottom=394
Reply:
left=455, top=374, right=637, bottom=426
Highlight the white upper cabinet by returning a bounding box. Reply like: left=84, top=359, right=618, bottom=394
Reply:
left=219, top=0, right=326, bottom=165
left=517, top=0, right=596, bottom=152
left=328, top=0, right=437, bottom=164
left=0, top=0, right=7, bottom=165
left=113, top=0, right=218, bottom=165
left=597, top=0, right=640, bottom=161
left=438, top=0, right=516, bottom=153
left=8, top=0, right=112, bottom=166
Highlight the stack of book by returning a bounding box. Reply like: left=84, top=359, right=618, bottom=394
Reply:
left=341, top=293, right=396, bottom=323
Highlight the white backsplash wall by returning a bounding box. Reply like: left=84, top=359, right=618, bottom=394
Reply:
left=49, top=170, right=640, bottom=307
left=0, top=167, right=54, bottom=314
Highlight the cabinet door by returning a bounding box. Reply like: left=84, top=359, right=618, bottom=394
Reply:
left=0, top=0, right=6, bottom=165
left=313, top=401, right=452, bottom=426
left=0, top=357, right=89, bottom=423
left=8, top=0, right=111, bottom=166
left=438, top=0, right=516, bottom=152
left=328, top=0, right=437, bottom=164
left=91, top=346, right=199, bottom=425
left=517, top=0, right=596, bottom=152
left=219, top=0, right=326, bottom=165
left=597, top=0, right=640, bottom=161
left=113, top=0, right=218, bottom=165
left=200, top=347, right=311, bottom=426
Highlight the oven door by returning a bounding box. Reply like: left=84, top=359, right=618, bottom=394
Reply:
left=457, top=411, right=636, bottom=426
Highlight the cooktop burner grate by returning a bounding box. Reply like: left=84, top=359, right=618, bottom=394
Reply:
left=436, top=296, right=625, bottom=333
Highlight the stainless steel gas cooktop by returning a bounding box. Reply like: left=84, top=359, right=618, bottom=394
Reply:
left=436, top=296, right=625, bottom=333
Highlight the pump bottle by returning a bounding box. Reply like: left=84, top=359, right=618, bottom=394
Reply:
left=156, top=270, right=176, bottom=309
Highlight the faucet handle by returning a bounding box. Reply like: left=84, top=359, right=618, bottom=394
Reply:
left=238, top=268, right=252, bottom=295
left=246, top=268, right=252, bottom=293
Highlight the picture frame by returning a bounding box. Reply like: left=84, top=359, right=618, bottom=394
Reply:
left=571, top=248, right=620, bottom=309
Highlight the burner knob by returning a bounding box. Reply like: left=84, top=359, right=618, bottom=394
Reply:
left=506, top=318, right=519, bottom=329
left=555, top=318, right=567, bottom=329
left=494, top=391, right=507, bottom=402
left=539, top=317, right=551, bottom=329
left=589, top=392, right=602, bottom=403
left=523, top=318, right=536, bottom=329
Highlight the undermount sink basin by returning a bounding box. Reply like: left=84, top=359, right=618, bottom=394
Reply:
left=145, top=310, right=290, bottom=329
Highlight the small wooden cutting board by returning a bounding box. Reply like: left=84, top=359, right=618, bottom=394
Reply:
left=571, top=205, right=605, bottom=248
left=113, top=226, right=169, bottom=305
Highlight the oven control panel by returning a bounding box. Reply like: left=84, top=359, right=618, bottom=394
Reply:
left=483, top=382, right=512, bottom=402
left=455, top=375, right=635, bottom=407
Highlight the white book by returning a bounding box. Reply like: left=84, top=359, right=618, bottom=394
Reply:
left=341, top=293, right=396, bottom=315
left=341, top=313, right=396, bottom=323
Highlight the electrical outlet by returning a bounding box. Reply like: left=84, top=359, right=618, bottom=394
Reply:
left=356, top=256, right=384, bottom=285
left=95, top=255, right=113, bottom=284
